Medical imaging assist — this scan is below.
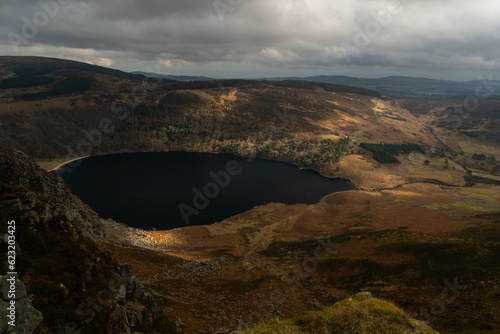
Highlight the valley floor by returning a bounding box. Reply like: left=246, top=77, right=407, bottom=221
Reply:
left=99, top=183, right=500, bottom=333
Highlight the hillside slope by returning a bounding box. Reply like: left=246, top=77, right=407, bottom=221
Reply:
left=0, top=149, right=175, bottom=333
left=111, top=181, right=500, bottom=333
left=1, top=57, right=499, bottom=191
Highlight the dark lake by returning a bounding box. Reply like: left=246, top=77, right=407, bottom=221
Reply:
left=58, top=152, right=354, bottom=230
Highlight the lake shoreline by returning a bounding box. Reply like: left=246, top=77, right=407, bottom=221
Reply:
left=58, top=151, right=355, bottom=229
left=47, top=150, right=356, bottom=184
left=48, top=156, right=91, bottom=172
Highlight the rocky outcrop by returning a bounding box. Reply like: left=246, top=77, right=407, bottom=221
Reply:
left=0, top=276, right=43, bottom=334
left=114, top=264, right=159, bottom=332
left=0, top=149, right=175, bottom=333
left=0, top=149, right=104, bottom=235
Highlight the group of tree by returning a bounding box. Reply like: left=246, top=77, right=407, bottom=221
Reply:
left=14, top=76, right=91, bottom=101
left=153, top=123, right=195, bottom=141
left=360, top=142, right=424, bottom=164
left=0, top=75, right=55, bottom=89
left=472, top=153, right=487, bottom=161
left=278, top=137, right=351, bottom=166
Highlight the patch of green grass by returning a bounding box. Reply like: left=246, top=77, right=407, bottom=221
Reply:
left=0, top=182, right=26, bottom=200
left=422, top=202, right=494, bottom=213
left=245, top=293, right=437, bottom=334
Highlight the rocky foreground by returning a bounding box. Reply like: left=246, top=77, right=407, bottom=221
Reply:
left=0, top=149, right=175, bottom=333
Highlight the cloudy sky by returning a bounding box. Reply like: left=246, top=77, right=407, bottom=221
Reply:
left=1, top=0, right=499, bottom=80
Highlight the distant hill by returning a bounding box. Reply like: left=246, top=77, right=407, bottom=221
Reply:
left=0, top=56, right=148, bottom=101
left=0, top=56, right=144, bottom=81
left=132, top=70, right=500, bottom=97
left=267, top=75, right=500, bottom=97
left=2, top=56, right=499, bottom=164
left=132, top=71, right=215, bottom=82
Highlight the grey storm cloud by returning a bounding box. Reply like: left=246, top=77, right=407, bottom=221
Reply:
left=0, top=0, right=499, bottom=79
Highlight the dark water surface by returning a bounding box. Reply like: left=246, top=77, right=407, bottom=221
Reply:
left=59, top=152, right=355, bottom=230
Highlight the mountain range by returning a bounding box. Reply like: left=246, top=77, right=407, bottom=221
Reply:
left=135, top=70, right=500, bottom=97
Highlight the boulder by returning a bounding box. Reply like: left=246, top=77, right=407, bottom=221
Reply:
left=0, top=276, right=42, bottom=334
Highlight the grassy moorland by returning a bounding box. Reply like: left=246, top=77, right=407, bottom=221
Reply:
left=245, top=293, right=437, bottom=334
